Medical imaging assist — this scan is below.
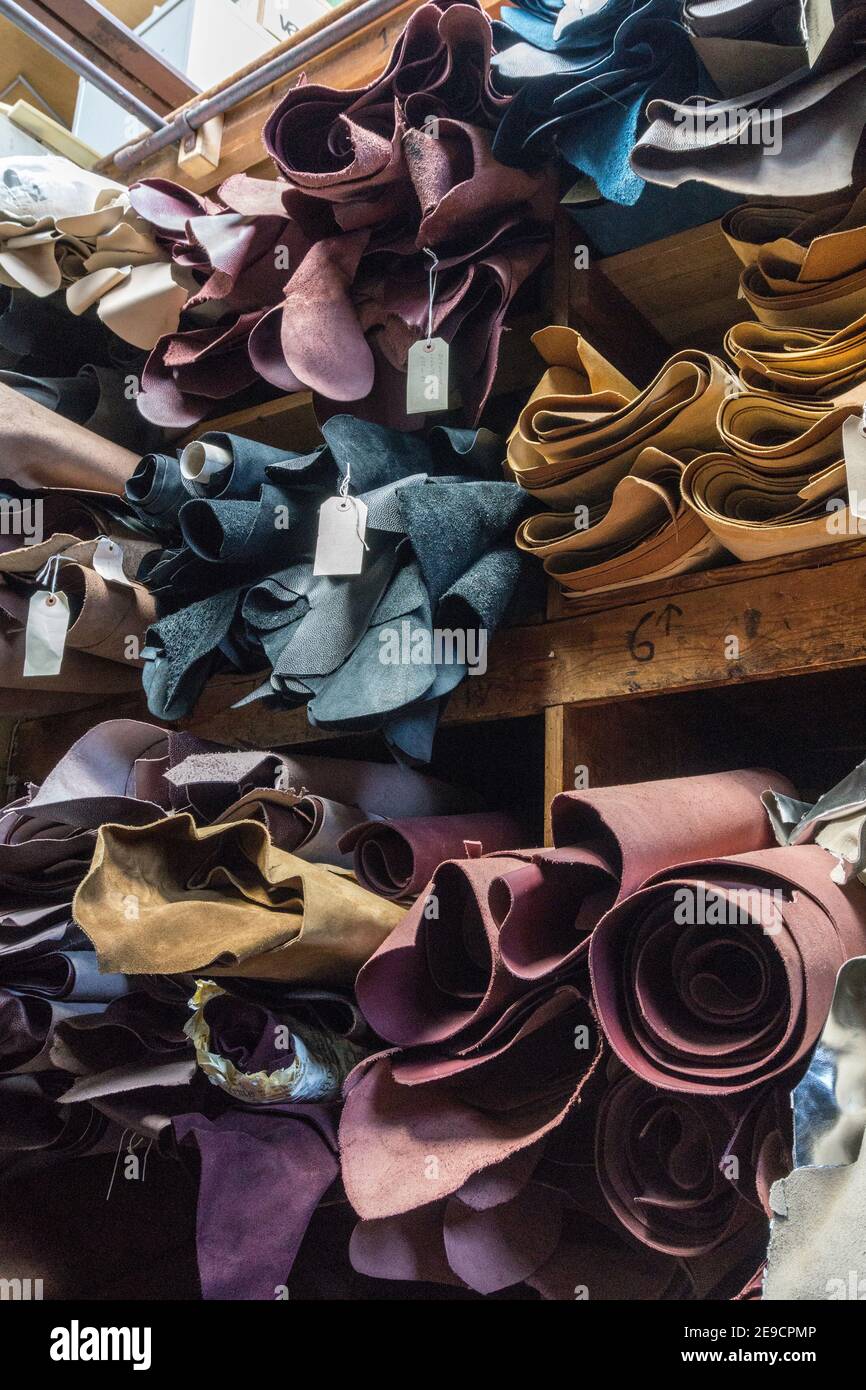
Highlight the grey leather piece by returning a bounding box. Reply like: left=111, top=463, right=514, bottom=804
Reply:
left=631, top=57, right=866, bottom=197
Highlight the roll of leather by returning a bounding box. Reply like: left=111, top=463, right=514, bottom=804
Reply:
left=163, top=747, right=476, bottom=820
left=725, top=313, right=866, bottom=403
left=356, top=769, right=791, bottom=1049
left=73, top=813, right=405, bottom=984
left=0, top=1074, right=109, bottom=1156
left=722, top=190, right=866, bottom=330
left=680, top=450, right=848, bottom=559
left=216, top=791, right=369, bottom=869
left=0, top=380, right=139, bottom=495
left=509, top=333, right=733, bottom=507
left=340, top=982, right=602, bottom=1222
left=517, top=447, right=726, bottom=595
left=680, top=394, right=858, bottom=559
left=596, top=1070, right=792, bottom=1256
left=589, top=844, right=866, bottom=1094
left=52, top=563, right=157, bottom=667
left=340, top=811, right=527, bottom=899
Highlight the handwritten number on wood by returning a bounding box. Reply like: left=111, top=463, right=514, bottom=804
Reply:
left=627, top=604, right=683, bottom=663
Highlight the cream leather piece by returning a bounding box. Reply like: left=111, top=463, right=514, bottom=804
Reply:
left=765, top=1101, right=866, bottom=1300
left=0, top=168, right=179, bottom=345
left=517, top=447, right=726, bottom=594
left=726, top=314, right=866, bottom=403
left=510, top=346, right=735, bottom=508
left=680, top=394, right=860, bottom=559
left=85, top=261, right=189, bottom=353
left=630, top=57, right=866, bottom=199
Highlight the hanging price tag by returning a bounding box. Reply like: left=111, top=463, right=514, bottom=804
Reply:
left=24, top=590, right=70, bottom=677
left=843, top=415, right=866, bottom=519
left=313, top=496, right=369, bottom=576
left=92, top=537, right=132, bottom=587
left=803, top=0, right=836, bottom=66
left=406, top=337, right=450, bottom=414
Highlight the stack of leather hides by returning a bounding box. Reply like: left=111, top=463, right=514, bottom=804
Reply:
left=0, top=382, right=528, bottom=757
left=6, top=738, right=865, bottom=1298
left=340, top=765, right=866, bottom=1297
left=510, top=309, right=866, bottom=591
left=0, top=717, right=527, bottom=1299
left=122, top=0, right=554, bottom=432
left=509, top=324, right=734, bottom=593
left=0, top=155, right=180, bottom=352
left=631, top=3, right=866, bottom=198
left=126, top=417, right=528, bottom=761
left=491, top=0, right=739, bottom=252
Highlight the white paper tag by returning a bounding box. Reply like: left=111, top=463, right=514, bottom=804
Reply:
left=843, top=416, right=866, bottom=519
left=407, top=337, right=450, bottom=414
left=803, top=0, right=836, bottom=65
left=24, top=591, right=70, bottom=677
left=313, top=496, right=368, bottom=576
left=92, top=537, right=132, bottom=587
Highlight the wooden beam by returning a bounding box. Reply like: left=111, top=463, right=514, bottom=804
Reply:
left=104, top=0, right=504, bottom=192
left=11, top=537, right=866, bottom=783
left=18, top=0, right=196, bottom=115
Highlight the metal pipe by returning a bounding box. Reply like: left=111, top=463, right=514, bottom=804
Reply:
left=0, top=0, right=167, bottom=133
left=114, top=0, right=405, bottom=172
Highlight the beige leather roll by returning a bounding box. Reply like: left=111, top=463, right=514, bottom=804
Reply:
left=510, top=335, right=734, bottom=508
left=725, top=313, right=866, bottom=404
left=517, top=447, right=726, bottom=594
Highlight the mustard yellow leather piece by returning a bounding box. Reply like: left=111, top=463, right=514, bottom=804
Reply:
left=73, top=814, right=405, bottom=984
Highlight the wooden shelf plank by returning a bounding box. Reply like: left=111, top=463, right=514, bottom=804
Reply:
left=11, top=538, right=866, bottom=782
left=595, top=219, right=745, bottom=356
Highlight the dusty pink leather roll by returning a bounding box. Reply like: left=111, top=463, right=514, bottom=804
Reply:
left=551, top=768, right=795, bottom=899
left=340, top=982, right=603, bottom=1224
left=339, top=811, right=527, bottom=899
left=590, top=844, right=866, bottom=1094
left=356, top=770, right=793, bottom=1050
left=596, top=1071, right=791, bottom=1257
left=355, top=847, right=617, bottom=1048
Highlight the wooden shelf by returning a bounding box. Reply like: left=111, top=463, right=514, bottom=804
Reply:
left=11, top=535, right=866, bottom=786
left=597, top=219, right=743, bottom=357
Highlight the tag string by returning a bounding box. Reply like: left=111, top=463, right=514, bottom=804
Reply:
left=334, top=461, right=369, bottom=552
left=35, top=553, right=74, bottom=595
left=424, top=247, right=439, bottom=347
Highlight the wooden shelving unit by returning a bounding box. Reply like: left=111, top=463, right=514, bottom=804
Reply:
left=10, top=10, right=866, bottom=851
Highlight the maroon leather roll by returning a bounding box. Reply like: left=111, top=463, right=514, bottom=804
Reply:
left=357, top=769, right=793, bottom=1049
left=339, top=811, right=527, bottom=899
left=590, top=844, right=866, bottom=1094
left=551, top=767, right=795, bottom=900
left=0, top=381, right=138, bottom=495
left=340, top=983, right=603, bottom=1225
left=595, top=1071, right=791, bottom=1257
